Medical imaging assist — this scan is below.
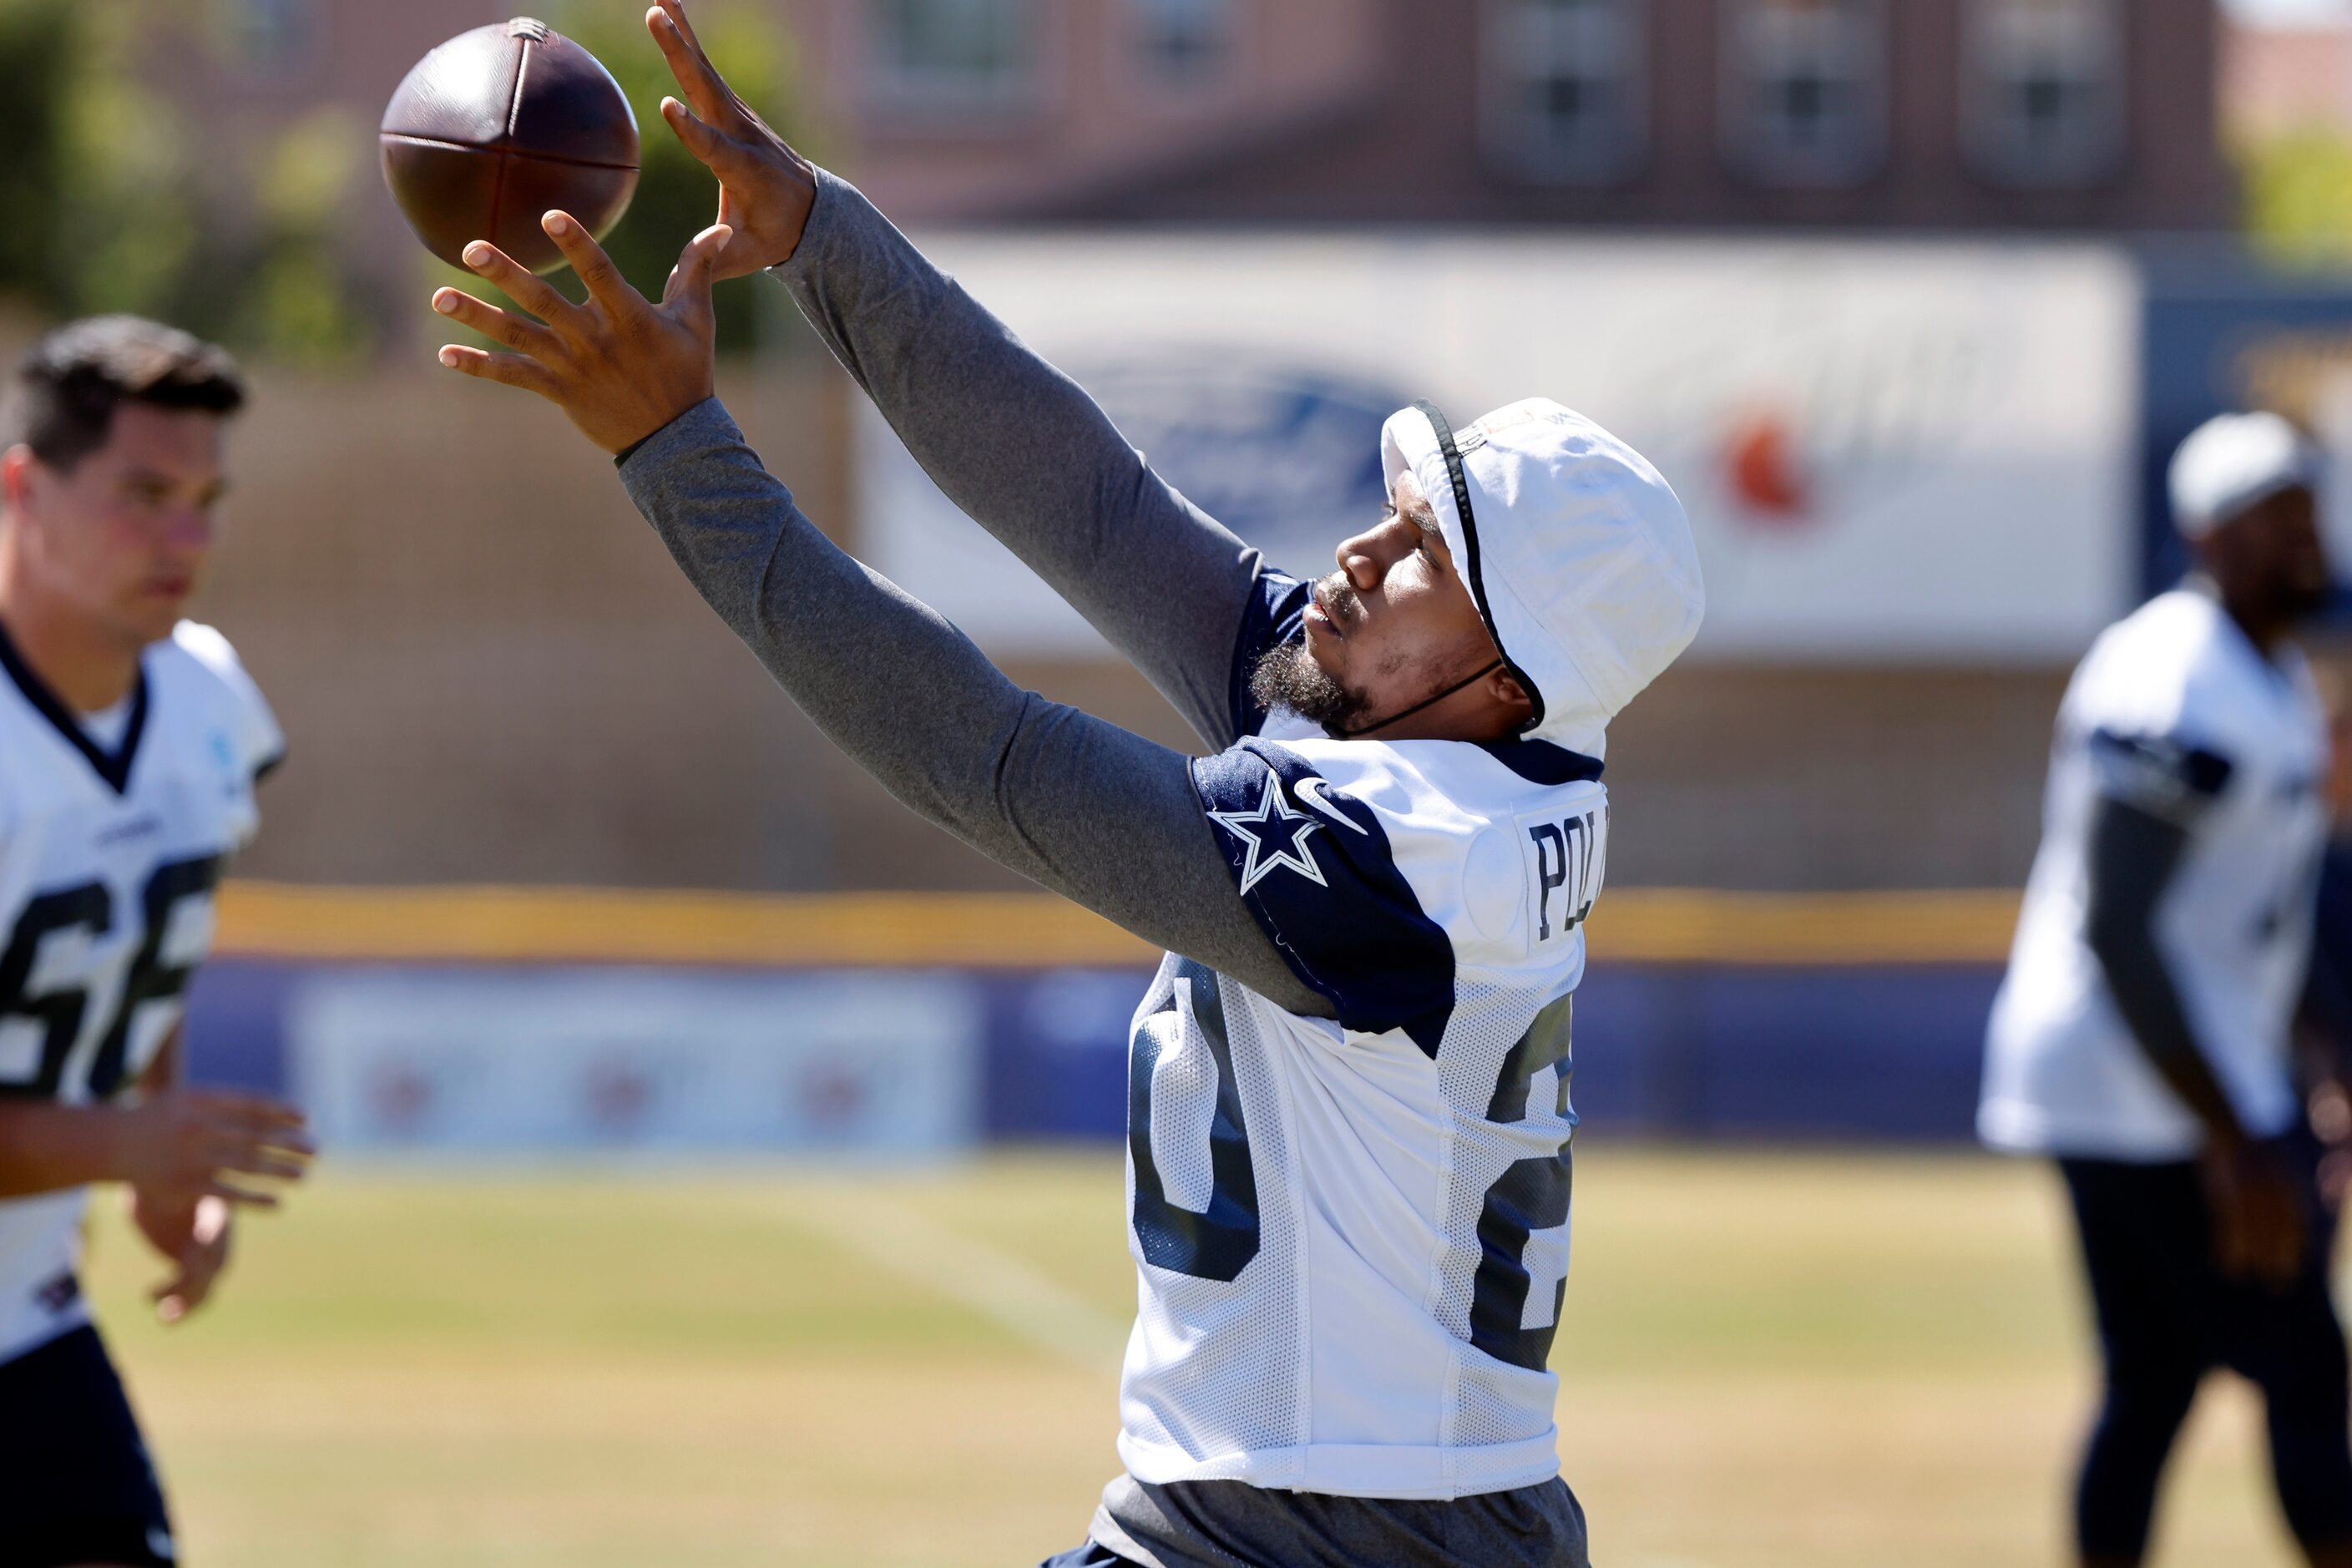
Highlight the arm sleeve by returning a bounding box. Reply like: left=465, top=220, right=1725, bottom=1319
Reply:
left=2082, top=792, right=2246, bottom=1135
left=619, top=397, right=1330, bottom=1018
left=769, top=168, right=1268, bottom=751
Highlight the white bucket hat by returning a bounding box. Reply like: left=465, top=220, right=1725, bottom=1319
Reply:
left=1380, top=397, right=1704, bottom=759
left=2167, top=411, right=2318, bottom=539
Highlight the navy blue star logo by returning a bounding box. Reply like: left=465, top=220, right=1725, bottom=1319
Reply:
left=1208, top=772, right=1327, bottom=893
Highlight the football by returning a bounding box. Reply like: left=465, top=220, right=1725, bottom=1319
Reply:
left=380, top=18, right=640, bottom=276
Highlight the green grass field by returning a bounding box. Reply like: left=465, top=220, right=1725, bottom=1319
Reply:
left=79, top=1148, right=2314, bottom=1567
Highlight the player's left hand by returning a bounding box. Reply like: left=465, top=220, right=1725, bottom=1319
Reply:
left=646, top=0, right=817, bottom=278
left=432, top=213, right=732, bottom=455
left=128, top=1187, right=233, bottom=1325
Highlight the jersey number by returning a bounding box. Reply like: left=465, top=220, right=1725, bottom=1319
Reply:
left=0, top=855, right=223, bottom=1100
left=1127, top=965, right=1576, bottom=1375
left=1469, top=995, right=1574, bottom=1373
left=1128, top=959, right=1261, bottom=1282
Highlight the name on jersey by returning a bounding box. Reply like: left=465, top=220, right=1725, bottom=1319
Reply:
left=1522, top=807, right=1603, bottom=942
left=94, top=814, right=160, bottom=848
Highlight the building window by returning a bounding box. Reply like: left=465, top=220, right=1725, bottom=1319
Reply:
left=868, top=0, right=1039, bottom=114
left=1962, top=0, right=2124, bottom=188
left=1720, top=0, right=1887, bottom=188
left=1132, top=0, right=1234, bottom=85
left=1483, top=0, right=1647, bottom=184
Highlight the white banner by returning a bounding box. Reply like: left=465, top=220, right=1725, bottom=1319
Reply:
left=857, top=233, right=2138, bottom=661
left=290, top=969, right=980, bottom=1153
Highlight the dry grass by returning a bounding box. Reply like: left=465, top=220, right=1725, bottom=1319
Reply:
left=78, top=1149, right=2309, bottom=1566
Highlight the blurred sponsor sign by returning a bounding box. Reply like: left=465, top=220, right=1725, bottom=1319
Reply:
left=291, top=969, right=979, bottom=1153
left=857, top=234, right=2137, bottom=660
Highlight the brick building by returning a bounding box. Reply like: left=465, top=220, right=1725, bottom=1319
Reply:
left=2220, top=10, right=2352, bottom=139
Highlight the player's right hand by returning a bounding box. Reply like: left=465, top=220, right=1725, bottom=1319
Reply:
left=117, top=1087, right=314, bottom=1210
left=646, top=0, right=818, bottom=279
left=435, top=215, right=730, bottom=455
left=2202, top=1136, right=2307, bottom=1287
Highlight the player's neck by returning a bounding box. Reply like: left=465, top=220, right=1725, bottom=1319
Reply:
left=2191, top=573, right=2292, bottom=661
left=0, top=555, right=144, bottom=715
left=2221, top=594, right=2292, bottom=660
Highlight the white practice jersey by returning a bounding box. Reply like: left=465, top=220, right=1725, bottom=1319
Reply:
left=0, top=620, right=280, bottom=1364
left=1981, top=589, right=2327, bottom=1161
left=1115, top=575, right=1603, bottom=1502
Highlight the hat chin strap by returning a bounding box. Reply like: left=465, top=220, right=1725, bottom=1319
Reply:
left=1337, top=659, right=1504, bottom=739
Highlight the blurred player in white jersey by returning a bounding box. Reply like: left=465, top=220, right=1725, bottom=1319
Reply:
left=0, top=318, right=313, bottom=1568
left=1982, top=412, right=2351, bottom=1568
left=426, top=5, right=1703, bottom=1563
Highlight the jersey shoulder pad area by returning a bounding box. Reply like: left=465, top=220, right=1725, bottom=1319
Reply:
left=163, top=621, right=286, bottom=782
left=1191, top=734, right=1598, bottom=1054
left=1192, top=735, right=1456, bottom=1053
left=2072, top=592, right=2248, bottom=731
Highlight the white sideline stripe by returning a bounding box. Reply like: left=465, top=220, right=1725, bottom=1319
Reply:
left=790, top=1183, right=1130, bottom=1372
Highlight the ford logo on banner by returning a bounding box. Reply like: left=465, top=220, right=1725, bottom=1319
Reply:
left=1073, top=358, right=1409, bottom=579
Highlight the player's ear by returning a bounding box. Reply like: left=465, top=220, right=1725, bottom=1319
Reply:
left=1490, top=667, right=1534, bottom=716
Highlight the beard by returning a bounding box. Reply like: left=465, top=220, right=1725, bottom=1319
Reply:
left=2282, top=569, right=2336, bottom=622
left=1249, top=639, right=1372, bottom=736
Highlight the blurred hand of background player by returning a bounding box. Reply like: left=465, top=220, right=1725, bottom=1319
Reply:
left=128, top=1189, right=234, bottom=1324
left=119, top=1085, right=313, bottom=1211
left=2311, top=1076, right=2352, bottom=1232
left=117, top=1086, right=311, bottom=1323
left=647, top=0, right=817, bottom=280
left=432, top=216, right=731, bottom=454
left=2202, top=1135, right=2308, bottom=1287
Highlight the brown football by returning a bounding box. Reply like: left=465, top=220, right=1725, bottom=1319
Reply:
left=380, top=18, right=639, bottom=276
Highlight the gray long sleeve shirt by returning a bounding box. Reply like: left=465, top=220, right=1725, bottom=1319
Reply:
left=618, top=169, right=1327, bottom=1015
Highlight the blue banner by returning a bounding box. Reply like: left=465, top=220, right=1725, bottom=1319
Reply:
left=185, top=957, right=2001, bottom=1146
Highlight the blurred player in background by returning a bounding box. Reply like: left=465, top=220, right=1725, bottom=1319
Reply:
left=428, top=5, right=1703, bottom=1563
left=1981, top=412, right=2352, bottom=1568
left=0, top=318, right=312, bottom=1568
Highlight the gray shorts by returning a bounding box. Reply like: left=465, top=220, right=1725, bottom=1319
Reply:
left=1087, top=1471, right=1591, bottom=1568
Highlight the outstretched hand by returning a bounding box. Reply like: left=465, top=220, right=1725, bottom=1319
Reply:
left=433, top=212, right=731, bottom=454
left=646, top=0, right=817, bottom=278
